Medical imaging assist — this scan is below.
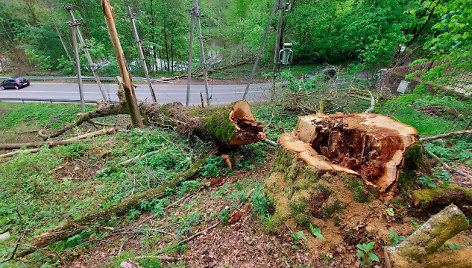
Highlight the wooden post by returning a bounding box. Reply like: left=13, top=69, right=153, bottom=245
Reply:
left=125, top=2, right=157, bottom=103
left=186, top=10, right=195, bottom=106
left=193, top=0, right=211, bottom=106
left=101, top=0, right=143, bottom=128
left=243, top=1, right=277, bottom=100
left=69, top=20, right=85, bottom=112
left=65, top=7, right=108, bottom=102
left=271, top=0, right=284, bottom=99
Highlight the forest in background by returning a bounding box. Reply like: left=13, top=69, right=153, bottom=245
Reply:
left=0, top=0, right=470, bottom=77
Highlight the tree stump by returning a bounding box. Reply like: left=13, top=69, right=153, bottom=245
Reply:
left=265, top=113, right=421, bottom=227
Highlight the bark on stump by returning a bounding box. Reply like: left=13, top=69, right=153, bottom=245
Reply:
left=387, top=204, right=469, bottom=265
left=265, top=113, right=421, bottom=227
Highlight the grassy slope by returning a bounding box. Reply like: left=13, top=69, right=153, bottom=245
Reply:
left=0, top=87, right=470, bottom=266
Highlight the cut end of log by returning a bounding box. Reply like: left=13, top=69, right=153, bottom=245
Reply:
left=280, top=113, right=419, bottom=194
left=228, top=100, right=266, bottom=145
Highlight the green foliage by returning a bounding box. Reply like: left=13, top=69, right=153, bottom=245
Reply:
left=309, top=224, right=324, bottom=240
left=417, top=170, right=452, bottom=189
left=198, top=156, right=227, bottom=178
left=291, top=230, right=307, bottom=249
left=388, top=230, right=407, bottom=246
left=356, top=241, right=380, bottom=266
left=385, top=208, right=395, bottom=217
left=249, top=185, right=272, bottom=215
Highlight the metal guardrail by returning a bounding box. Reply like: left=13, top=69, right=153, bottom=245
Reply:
left=0, top=98, right=116, bottom=104
left=0, top=76, right=167, bottom=82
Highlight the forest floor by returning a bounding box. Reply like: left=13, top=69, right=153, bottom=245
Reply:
left=0, top=70, right=471, bottom=267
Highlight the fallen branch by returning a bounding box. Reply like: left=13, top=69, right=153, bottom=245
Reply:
left=0, top=148, right=40, bottom=159
left=420, top=129, right=472, bottom=142
left=425, top=149, right=470, bottom=177
left=0, top=128, right=116, bottom=150
left=38, top=103, right=126, bottom=140
left=95, top=150, right=160, bottom=175
left=14, top=151, right=215, bottom=259
left=387, top=204, right=469, bottom=261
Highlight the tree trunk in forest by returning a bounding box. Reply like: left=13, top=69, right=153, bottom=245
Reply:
left=264, top=113, right=422, bottom=228
left=387, top=204, right=469, bottom=265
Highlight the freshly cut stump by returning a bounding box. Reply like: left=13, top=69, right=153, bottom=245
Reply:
left=280, top=113, right=419, bottom=194
left=265, top=113, right=421, bottom=228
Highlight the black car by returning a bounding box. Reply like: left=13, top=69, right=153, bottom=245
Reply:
left=0, top=77, right=30, bottom=90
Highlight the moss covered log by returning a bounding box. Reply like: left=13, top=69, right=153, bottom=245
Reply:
left=15, top=152, right=214, bottom=259
left=39, top=101, right=266, bottom=147
left=388, top=204, right=469, bottom=262
left=412, top=186, right=472, bottom=214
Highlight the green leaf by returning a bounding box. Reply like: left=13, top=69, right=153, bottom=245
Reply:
left=367, top=252, right=379, bottom=262
left=356, top=250, right=365, bottom=258
left=386, top=208, right=394, bottom=217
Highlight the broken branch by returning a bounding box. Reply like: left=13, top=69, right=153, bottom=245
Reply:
left=0, top=128, right=116, bottom=150
left=420, top=129, right=472, bottom=142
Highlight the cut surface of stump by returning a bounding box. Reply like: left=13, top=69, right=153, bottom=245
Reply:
left=280, top=113, right=419, bottom=194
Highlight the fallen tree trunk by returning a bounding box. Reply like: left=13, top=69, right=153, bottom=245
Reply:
left=38, top=100, right=267, bottom=147
left=387, top=204, right=469, bottom=264
left=14, top=151, right=215, bottom=259
left=1, top=128, right=116, bottom=150
left=412, top=186, right=472, bottom=214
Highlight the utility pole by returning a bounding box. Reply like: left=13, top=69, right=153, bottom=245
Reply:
left=193, top=0, right=211, bottom=106
left=271, top=0, right=284, bottom=99
left=186, top=8, right=195, bottom=106
left=125, top=1, right=157, bottom=103
left=67, top=17, right=85, bottom=112
left=243, top=1, right=278, bottom=100
left=65, top=5, right=108, bottom=102
left=101, top=0, right=143, bottom=128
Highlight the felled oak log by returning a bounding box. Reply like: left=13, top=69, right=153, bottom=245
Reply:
left=387, top=204, right=469, bottom=265
left=141, top=100, right=266, bottom=146
left=38, top=101, right=266, bottom=147
left=279, top=113, right=419, bottom=195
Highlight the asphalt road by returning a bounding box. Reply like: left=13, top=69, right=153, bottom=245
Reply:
left=0, top=81, right=270, bottom=104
